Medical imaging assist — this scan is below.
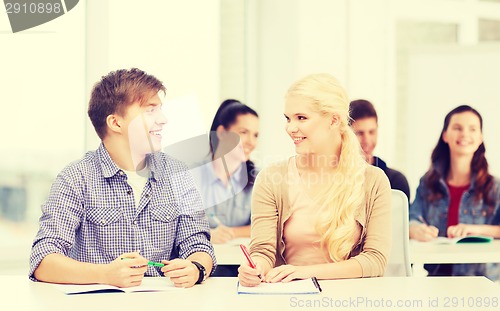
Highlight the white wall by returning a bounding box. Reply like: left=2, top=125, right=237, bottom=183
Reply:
left=0, top=2, right=86, bottom=176
left=250, top=0, right=350, bottom=167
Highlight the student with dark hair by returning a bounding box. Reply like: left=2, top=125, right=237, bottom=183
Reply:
left=349, top=99, right=410, bottom=200
left=29, top=68, right=215, bottom=288
left=192, top=99, right=259, bottom=244
left=409, top=105, right=500, bottom=280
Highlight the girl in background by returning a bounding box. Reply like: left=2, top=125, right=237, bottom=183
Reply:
left=193, top=99, right=259, bottom=244
left=409, top=105, right=500, bottom=280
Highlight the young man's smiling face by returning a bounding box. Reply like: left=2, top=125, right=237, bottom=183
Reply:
left=351, top=116, right=378, bottom=161
left=122, top=93, right=167, bottom=158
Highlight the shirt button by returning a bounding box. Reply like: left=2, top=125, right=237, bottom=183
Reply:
left=133, top=220, right=137, bottom=225
left=119, top=171, right=124, bottom=176
left=101, top=219, right=106, bottom=225
left=166, top=216, right=170, bottom=220
left=127, top=190, right=132, bottom=195
left=145, top=194, right=150, bottom=198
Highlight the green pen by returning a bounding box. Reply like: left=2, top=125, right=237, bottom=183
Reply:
left=121, top=257, right=165, bottom=267
left=147, top=261, right=165, bottom=267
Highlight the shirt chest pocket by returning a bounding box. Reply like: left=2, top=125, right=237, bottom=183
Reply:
left=86, top=207, right=123, bottom=226
left=84, top=207, right=125, bottom=259
left=148, top=203, right=180, bottom=250
left=150, top=203, right=179, bottom=223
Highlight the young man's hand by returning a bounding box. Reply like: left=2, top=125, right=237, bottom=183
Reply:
left=160, top=259, right=199, bottom=288
left=102, top=252, right=149, bottom=288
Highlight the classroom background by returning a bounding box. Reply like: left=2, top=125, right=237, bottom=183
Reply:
left=1, top=0, right=500, bottom=275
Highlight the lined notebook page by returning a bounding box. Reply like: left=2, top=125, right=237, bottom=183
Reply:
left=237, top=278, right=321, bottom=295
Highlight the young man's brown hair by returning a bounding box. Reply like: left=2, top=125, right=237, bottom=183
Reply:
left=88, top=68, right=166, bottom=139
left=348, top=99, right=378, bottom=125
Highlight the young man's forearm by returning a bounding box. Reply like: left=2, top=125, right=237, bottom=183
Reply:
left=34, top=253, right=106, bottom=284
left=187, top=252, right=214, bottom=275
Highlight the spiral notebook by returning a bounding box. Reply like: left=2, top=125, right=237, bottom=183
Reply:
left=237, top=277, right=322, bottom=295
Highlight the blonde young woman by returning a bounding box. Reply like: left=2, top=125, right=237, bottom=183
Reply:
left=238, top=73, right=392, bottom=286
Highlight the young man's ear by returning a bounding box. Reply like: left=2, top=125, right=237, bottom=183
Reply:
left=106, top=114, right=122, bottom=134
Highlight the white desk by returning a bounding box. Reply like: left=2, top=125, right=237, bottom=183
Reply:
left=409, top=239, right=500, bottom=276
left=213, top=238, right=250, bottom=265
left=410, top=239, right=500, bottom=264
left=1, top=275, right=498, bottom=311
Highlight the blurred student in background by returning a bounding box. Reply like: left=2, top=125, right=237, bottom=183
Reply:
left=238, top=74, right=391, bottom=287
left=349, top=99, right=410, bottom=200
left=409, top=105, right=500, bottom=280
left=192, top=99, right=259, bottom=244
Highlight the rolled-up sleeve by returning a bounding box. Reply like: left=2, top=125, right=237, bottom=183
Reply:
left=29, top=173, right=83, bottom=281
left=174, top=170, right=216, bottom=269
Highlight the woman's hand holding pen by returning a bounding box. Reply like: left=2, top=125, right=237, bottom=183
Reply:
left=104, top=252, right=149, bottom=288
left=238, top=260, right=265, bottom=287
left=409, top=216, right=439, bottom=241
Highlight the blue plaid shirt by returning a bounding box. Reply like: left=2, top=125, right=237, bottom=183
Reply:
left=29, top=143, right=215, bottom=280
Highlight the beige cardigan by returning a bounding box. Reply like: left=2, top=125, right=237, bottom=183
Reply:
left=249, top=159, right=392, bottom=277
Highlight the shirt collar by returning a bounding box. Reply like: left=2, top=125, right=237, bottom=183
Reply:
left=97, top=143, right=122, bottom=178
left=97, top=143, right=158, bottom=180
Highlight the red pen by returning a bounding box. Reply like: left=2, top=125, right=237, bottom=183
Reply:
left=239, top=244, right=262, bottom=279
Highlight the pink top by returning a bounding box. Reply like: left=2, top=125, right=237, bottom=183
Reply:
left=283, top=157, right=361, bottom=265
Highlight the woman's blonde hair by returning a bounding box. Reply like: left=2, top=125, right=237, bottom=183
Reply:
left=286, top=73, right=367, bottom=262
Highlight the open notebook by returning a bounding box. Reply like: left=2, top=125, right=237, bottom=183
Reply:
left=52, top=277, right=182, bottom=294
left=433, top=235, right=493, bottom=244
left=237, top=278, right=322, bottom=295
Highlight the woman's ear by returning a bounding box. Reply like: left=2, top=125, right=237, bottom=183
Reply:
left=216, top=124, right=226, bottom=139
left=106, top=114, right=122, bottom=134
left=442, top=131, right=449, bottom=144
left=330, top=114, right=340, bottom=128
